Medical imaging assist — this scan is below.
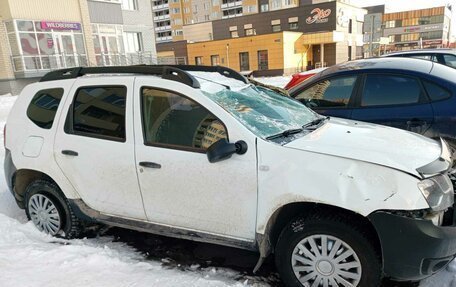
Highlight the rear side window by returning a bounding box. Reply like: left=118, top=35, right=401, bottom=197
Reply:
left=361, top=75, right=423, bottom=107
left=27, top=88, right=64, bottom=129
left=68, top=86, right=126, bottom=141
left=423, top=81, right=452, bottom=101
left=407, top=54, right=438, bottom=62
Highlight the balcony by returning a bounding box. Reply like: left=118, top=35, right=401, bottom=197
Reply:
left=221, top=1, right=242, bottom=9
left=152, top=3, right=169, bottom=11
left=156, top=36, right=173, bottom=42
left=154, top=14, right=170, bottom=21
left=221, top=13, right=243, bottom=19
left=155, top=25, right=172, bottom=31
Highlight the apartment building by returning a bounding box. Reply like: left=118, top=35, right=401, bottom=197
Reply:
left=383, top=6, right=452, bottom=51
left=0, top=0, right=156, bottom=94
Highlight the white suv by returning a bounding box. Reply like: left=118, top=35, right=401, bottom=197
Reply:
left=4, top=65, right=456, bottom=287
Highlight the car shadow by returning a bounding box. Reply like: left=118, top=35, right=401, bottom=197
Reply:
left=105, top=227, right=419, bottom=287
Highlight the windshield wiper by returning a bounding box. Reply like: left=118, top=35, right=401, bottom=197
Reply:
left=266, top=128, right=304, bottom=140
left=302, top=116, right=330, bottom=129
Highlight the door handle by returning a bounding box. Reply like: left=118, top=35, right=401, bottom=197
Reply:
left=61, top=150, right=78, bottom=156
left=139, top=161, right=161, bottom=169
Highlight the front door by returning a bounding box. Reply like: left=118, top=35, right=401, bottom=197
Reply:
left=54, top=77, right=146, bottom=220
left=133, top=79, right=258, bottom=240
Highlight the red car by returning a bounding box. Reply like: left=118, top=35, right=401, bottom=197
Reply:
left=284, top=67, right=327, bottom=89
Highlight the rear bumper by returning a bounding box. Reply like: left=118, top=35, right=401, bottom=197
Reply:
left=4, top=148, right=15, bottom=194
left=369, top=211, right=456, bottom=281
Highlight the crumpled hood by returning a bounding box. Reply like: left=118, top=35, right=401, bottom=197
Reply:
left=285, top=118, right=441, bottom=178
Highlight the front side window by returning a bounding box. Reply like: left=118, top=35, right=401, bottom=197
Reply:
left=27, top=88, right=64, bottom=129
left=295, top=76, right=357, bottom=108
left=68, top=86, right=126, bottom=141
left=141, top=88, right=227, bottom=151
left=203, top=86, right=317, bottom=139
left=408, top=54, right=438, bottom=62
left=362, top=75, right=422, bottom=107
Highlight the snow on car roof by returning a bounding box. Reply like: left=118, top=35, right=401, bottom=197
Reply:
left=188, top=71, right=251, bottom=93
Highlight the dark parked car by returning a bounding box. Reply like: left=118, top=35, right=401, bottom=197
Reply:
left=288, top=57, right=456, bottom=149
left=382, top=49, right=456, bottom=69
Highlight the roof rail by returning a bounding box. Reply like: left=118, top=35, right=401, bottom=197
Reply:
left=39, top=65, right=249, bottom=88
left=39, top=66, right=201, bottom=88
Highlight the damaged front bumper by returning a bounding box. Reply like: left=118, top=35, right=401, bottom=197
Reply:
left=368, top=208, right=456, bottom=281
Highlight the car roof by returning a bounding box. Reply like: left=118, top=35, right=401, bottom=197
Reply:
left=383, top=49, right=456, bottom=56
left=319, top=57, right=434, bottom=77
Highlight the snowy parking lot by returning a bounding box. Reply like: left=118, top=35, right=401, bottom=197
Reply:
left=0, top=77, right=455, bottom=287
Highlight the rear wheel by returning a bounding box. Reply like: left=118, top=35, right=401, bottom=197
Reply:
left=25, top=180, right=84, bottom=239
left=275, top=213, right=382, bottom=287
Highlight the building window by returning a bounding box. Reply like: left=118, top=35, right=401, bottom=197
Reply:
left=348, top=46, right=352, bottom=61
left=211, top=55, right=220, bottom=66
left=212, top=0, right=219, bottom=5
left=124, top=32, right=142, bottom=52
left=272, top=24, right=281, bottom=32
left=205, top=15, right=210, bottom=21
left=121, top=0, right=138, bottom=10
left=245, top=28, right=254, bottom=36
left=257, top=50, right=268, bottom=70
left=260, top=4, right=269, bottom=12
left=184, top=7, right=190, bottom=13
left=172, top=8, right=181, bottom=13
left=195, top=56, right=203, bottom=65
left=239, top=52, right=249, bottom=71
left=231, top=31, right=239, bottom=38
left=174, top=30, right=183, bottom=36
left=348, top=19, right=353, bottom=33
left=289, top=22, right=298, bottom=30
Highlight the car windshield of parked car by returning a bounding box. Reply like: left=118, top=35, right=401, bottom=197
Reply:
left=203, top=85, right=318, bottom=139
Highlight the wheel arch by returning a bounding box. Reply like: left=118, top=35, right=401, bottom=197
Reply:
left=256, top=202, right=382, bottom=265
left=12, top=168, right=60, bottom=208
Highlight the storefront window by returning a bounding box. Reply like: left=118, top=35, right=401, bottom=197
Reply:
left=6, top=19, right=87, bottom=72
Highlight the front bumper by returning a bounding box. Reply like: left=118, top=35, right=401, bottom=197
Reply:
left=368, top=211, right=456, bottom=281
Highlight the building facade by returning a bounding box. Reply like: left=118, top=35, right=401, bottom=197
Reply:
left=183, top=0, right=366, bottom=75
left=383, top=6, right=452, bottom=51
left=0, top=0, right=156, bottom=94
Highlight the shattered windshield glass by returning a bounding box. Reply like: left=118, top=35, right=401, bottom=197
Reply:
left=203, top=85, right=318, bottom=139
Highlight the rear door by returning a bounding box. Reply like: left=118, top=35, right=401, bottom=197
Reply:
left=54, top=77, right=146, bottom=220
left=351, top=73, right=434, bottom=134
left=293, top=75, right=360, bottom=119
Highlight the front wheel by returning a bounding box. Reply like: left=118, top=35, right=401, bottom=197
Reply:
left=275, top=213, right=382, bottom=287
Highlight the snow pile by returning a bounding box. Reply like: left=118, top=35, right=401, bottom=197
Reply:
left=0, top=83, right=453, bottom=287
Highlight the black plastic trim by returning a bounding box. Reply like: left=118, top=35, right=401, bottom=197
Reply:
left=368, top=211, right=456, bottom=281
left=3, top=148, right=15, bottom=195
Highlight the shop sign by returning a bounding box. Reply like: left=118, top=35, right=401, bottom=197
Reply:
left=41, top=21, right=81, bottom=31
left=306, top=8, right=332, bottom=24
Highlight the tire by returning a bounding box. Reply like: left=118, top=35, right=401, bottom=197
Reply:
left=275, top=213, right=382, bottom=287
left=24, top=179, right=84, bottom=239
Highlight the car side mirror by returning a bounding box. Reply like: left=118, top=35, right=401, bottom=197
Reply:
left=207, top=139, right=248, bottom=163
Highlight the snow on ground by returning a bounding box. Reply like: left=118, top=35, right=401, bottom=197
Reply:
left=0, top=82, right=453, bottom=287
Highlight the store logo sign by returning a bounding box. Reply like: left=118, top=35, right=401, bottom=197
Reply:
left=306, top=8, right=332, bottom=24
left=41, top=21, right=81, bottom=31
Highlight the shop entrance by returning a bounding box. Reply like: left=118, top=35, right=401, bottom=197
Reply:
left=53, top=33, right=79, bottom=68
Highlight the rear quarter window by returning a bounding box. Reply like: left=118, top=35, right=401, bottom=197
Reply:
left=423, top=81, right=452, bottom=102
left=26, top=88, right=64, bottom=129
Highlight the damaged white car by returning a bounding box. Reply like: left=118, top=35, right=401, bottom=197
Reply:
left=4, top=65, right=456, bottom=287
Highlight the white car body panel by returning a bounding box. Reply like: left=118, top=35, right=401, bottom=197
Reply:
left=53, top=77, right=146, bottom=220
left=133, top=78, right=258, bottom=240
left=256, top=137, right=430, bottom=234
left=6, top=80, right=80, bottom=199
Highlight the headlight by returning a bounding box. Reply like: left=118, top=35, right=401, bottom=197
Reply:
left=418, top=175, right=454, bottom=211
